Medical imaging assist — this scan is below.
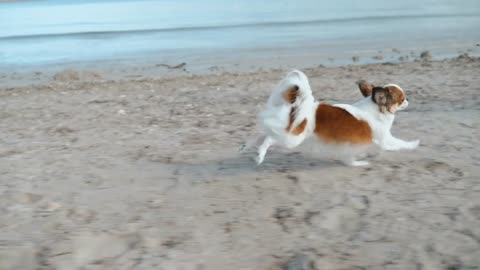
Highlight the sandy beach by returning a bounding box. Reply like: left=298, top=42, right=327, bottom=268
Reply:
left=1, top=55, right=480, bottom=269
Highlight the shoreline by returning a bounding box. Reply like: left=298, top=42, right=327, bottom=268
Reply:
left=1, top=43, right=479, bottom=88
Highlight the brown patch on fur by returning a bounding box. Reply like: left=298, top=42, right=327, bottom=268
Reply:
left=283, top=85, right=299, bottom=104
left=292, top=118, right=307, bottom=135
left=372, top=85, right=405, bottom=113
left=357, top=80, right=374, bottom=97
left=314, top=104, right=372, bottom=144
left=387, top=85, right=405, bottom=104
left=285, top=107, right=307, bottom=135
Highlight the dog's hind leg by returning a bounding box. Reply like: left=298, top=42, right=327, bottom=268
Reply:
left=255, top=136, right=275, bottom=165
left=337, top=144, right=370, bottom=167
left=343, top=159, right=370, bottom=167
left=239, top=133, right=266, bottom=152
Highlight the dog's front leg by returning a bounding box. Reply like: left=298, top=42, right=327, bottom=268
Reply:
left=379, top=132, right=419, bottom=151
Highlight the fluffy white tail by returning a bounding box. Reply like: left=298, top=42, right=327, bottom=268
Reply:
left=266, top=70, right=313, bottom=107
left=258, top=70, right=316, bottom=148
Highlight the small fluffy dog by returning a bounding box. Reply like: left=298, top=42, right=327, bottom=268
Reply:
left=246, top=70, right=419, bottom=166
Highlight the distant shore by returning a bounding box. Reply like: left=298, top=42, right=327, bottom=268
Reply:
left=0, top=0, right=41, bottom=3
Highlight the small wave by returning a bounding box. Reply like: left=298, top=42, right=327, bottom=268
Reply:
left=0, top=13, right=477, bottom=40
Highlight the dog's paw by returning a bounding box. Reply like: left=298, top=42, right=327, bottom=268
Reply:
left=255, top=155, right=264, bottom=165
left=407, top=140, right=420, bottom=150
left=381, top=144, right=401, bottom=151
left=238, top=144, right=246, bottom=152
left=350, top=160, right=370, bottom=167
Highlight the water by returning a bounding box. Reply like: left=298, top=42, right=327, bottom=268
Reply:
left=1, top=0, right=479, bottom=69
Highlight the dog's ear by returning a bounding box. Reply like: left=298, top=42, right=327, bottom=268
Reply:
left=372, top=86, right=393, bottom=112
left=357, top=80, right=374, bottom=97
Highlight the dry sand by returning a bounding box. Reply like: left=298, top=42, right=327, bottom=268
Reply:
left=0, top=57, right=479, bottom=269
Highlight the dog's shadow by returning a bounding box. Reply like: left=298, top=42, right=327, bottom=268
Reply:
left=168, top=150, right=346, bottom=178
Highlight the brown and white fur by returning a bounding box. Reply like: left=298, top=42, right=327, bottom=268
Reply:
left=243, top=70, right=419, bottom=166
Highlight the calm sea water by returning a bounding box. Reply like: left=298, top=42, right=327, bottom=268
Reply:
left=0, top=0, right=479, bottom=68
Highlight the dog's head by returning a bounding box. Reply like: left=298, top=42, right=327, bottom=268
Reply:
left=357, top=80, right=408, bottom=113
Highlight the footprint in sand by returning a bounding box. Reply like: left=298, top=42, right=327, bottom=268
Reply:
left=468, top=205, right=480, bottom=220
left=423, top=160, right=464, bottom=179
left=66, top=208, right=96, bottom=225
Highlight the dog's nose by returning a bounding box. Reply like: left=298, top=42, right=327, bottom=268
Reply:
left=406, top=98, right=409, bottom=101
